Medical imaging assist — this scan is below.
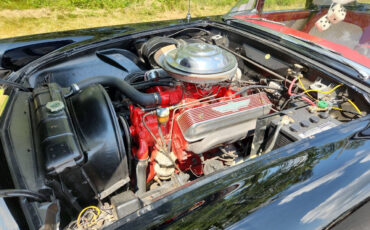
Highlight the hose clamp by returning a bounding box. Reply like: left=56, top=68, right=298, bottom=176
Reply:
left=144, top=69, right=159, bottom=81
left=154, top=93, right=161, bottom=105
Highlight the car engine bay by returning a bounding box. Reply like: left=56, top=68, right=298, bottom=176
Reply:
left=2, top=24, right=369, bottom=229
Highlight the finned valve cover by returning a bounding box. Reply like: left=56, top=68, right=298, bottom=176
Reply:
left=177, top=93, right=272, bottom=142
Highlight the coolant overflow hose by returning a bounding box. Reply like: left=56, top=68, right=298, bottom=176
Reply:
left=68, top=76, right=161, bottom=106
left=0, top=189, right=50, bottom=202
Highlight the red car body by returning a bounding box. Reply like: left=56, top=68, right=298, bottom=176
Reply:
left=232, top=0, right=370, bottom=67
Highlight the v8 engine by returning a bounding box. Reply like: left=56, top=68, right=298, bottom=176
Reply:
left=32, top=40, right=274, bottom=205
left=128, top=42, right=273, bottom=193
left=19, top=30, right=366, bottom=229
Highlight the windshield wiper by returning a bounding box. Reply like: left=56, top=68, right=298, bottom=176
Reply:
left=241, top=17, right=286, bottom=26
left=225, top=16, right=285, bottom=26
left=338, top=60, right=369, bottom=81
left=285, top=34, right=341, bottom=55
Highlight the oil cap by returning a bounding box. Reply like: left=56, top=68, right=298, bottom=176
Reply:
left=46, top=100, right=64, bottom=113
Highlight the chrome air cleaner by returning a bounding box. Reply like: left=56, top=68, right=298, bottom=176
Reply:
left=157, top=43, right=237, bottom=83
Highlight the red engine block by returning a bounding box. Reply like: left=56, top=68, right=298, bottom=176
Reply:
left=129, top=83, right=236, bottom=182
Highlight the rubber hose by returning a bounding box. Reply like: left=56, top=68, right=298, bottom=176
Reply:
left=124, top=72, right=145, bottom=83
left=133, top=81, right=174, bottom=90
left=0, top=79, right=30, bottom=91
left=0, top=189, right=50, bottom=202
left=119, top=116, right=132, bottom=174
left=71, top=76, right=161, bottom=106
left=263, top=123, right=283, bottom=154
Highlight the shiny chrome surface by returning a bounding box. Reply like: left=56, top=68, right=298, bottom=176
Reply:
left=160, top=43, right=238, bottom=83
left=177, top=93, right=272, bottom=142
left=165, top=43, right=236, bottom=74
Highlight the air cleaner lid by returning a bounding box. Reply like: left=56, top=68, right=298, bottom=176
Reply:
left=163, top=43, right=237, bottom=74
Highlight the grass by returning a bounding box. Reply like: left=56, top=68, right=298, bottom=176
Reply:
left=264, top=0, right=306, bottom=10
left=0, top=0, right=132, bottom=9
left=0, top=0, right=238, bottom=10
left=0, top=0, right=238, bottom=38
left=1, top=0, right=368, bottom=39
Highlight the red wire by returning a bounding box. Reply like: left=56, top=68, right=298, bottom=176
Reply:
left=288, top=78, right=316, bottom=107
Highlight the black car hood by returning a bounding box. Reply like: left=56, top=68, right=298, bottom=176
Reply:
left=106, top=117, right=370, bottom=230
left=0, top=16, right=222, bottom=72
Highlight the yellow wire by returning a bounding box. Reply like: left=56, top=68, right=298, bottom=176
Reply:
left=297, top=75, right=314, bottom=99
left=347, top=99, right=361, bottom=114
left=297, top=76, right=361, bottom=115
left=305, top=84, right=343, bottom=94
left=297, top=75, right=343, bottom=99
left=76, top=206, right=101, bottom=228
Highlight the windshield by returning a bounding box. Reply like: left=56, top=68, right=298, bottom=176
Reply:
left=226, top=0, right=370, bottom=66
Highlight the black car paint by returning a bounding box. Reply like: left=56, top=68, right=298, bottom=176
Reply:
left=0, top=17, right=368, bottom=230
left=0, top=36, right=89, bottom=72
left=103, top=117, right=370, bottom=230
left=1, top=40, right=74, bottom=71
left=0, top=18, right=209, bottom=72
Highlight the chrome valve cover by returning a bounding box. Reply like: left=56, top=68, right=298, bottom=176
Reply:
left=177, top=92, right=272, bottom=142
